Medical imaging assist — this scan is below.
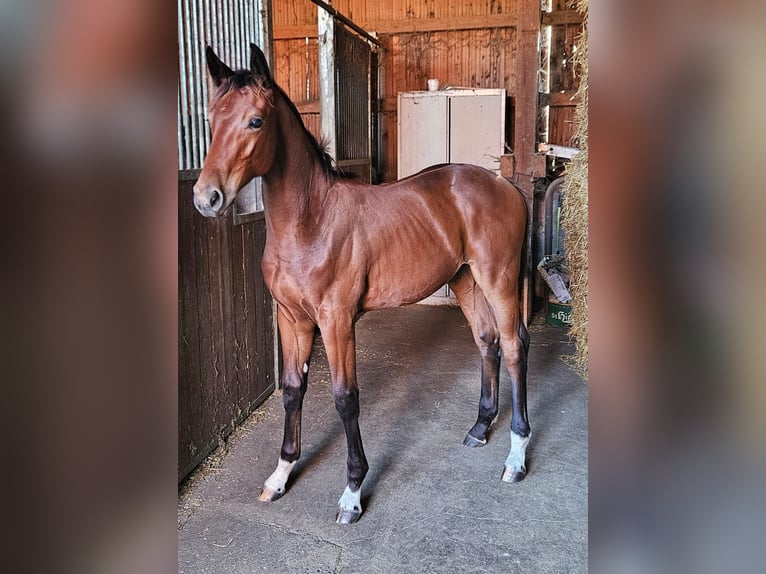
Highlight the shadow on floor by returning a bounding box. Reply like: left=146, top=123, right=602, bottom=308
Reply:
left=179, top=305, right=587, bottom=574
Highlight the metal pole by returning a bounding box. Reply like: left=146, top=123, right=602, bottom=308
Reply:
left=307, top=0, right=382, bottom=48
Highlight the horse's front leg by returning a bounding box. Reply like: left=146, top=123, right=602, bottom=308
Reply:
left=320, top=312, right=368, bottom=524
left=258, top=308, right=315, bottom=502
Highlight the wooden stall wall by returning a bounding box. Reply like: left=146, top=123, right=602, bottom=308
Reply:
left=272, top=0, right=520, bottom=182
left=179, top=174, right=275, bottom=481
left=543, top=1, right=583, bottom=147
left=273, top=36, right=322, bottom=141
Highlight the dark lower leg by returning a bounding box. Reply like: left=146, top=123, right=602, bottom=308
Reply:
left=503, top=336, right=531, bottom=482
left=280, top=375, right=307, bottom=462
left=333, top=386, right=368, bottom=524
left=259, top=312, right=314, bottom=502
left=465, top=340, right=501, bottom=445
left=508, top=341, right=530, bottom=439
left=333, top=387, right=369, bottom=490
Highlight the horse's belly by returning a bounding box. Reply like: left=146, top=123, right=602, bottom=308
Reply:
left=361, top=254, right=461, bottom=310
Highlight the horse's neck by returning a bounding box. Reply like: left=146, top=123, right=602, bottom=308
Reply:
left=262, top=97, right=331, bottom=241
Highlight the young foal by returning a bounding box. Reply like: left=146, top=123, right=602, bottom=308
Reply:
left=194, top=44, right=531, bottom=524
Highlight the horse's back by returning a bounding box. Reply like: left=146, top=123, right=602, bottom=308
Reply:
left=404, top=163, right=527, bottom=252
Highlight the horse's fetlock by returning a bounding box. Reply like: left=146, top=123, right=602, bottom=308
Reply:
left=511, top=419, right=531, bottom=438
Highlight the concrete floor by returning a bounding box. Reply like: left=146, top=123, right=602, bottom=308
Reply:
left=178, top=306, right=587, bottom=573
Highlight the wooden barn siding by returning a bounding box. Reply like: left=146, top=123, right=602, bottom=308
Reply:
left=381, top=28, right=517, bottom=180
left=274, top=38, right=322, bottom=142
left=273, top=0, right=517, bottom=27
left=547, top=20, right=580, bottom=147
left=271, top=0, right=520, bottom=182
left=179, top=176, right=275, bottom=481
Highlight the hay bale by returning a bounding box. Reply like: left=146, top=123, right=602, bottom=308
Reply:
left=560, top=0, right=588, bottom=380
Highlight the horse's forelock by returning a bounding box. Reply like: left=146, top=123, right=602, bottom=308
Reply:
left=214, top=71, right=270, bottom=100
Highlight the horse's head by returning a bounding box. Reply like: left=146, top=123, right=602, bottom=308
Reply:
left=193, top=44, right=277, bottom=217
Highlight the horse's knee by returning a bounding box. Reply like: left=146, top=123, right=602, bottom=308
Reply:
left=476, top=328, right=500, bottom=358
left=332, top=386, right=360, bottom=418
left=282, top=374, right=306, bottom=411
left=503, top=337, right=527, bottom=367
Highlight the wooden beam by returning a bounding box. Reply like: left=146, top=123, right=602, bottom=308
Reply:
left=274, top=13, right=519, bottom=40
left=295, top=100, right=320, bottom=114
left=365, top=14, right=517, bottom=35
left=512, top=0, right=542, bottom=325
left=542, top=10, right=584, bottom=27
left=274, top=25, right=315, bottom=40
left=512, top=5, right=540, bottom=181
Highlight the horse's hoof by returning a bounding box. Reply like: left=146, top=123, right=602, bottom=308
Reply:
left=335, top=507, right=363, bottom=525
left=501, top=467, right=527, bottom=483
left=463, top=433, right=487, bottom=448
left=258, top=486, right=285, bottom=502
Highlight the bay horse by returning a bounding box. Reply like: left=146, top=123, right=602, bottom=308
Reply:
left=194, top=44, right=531, bottom=524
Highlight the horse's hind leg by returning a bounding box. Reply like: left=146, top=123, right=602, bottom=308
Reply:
left=502, top=318, right=531, bottom=483
left=258, top=308, right=315, bottom=502
left=471, top=262, right=532, bottom=483
left=449, top=267, right=501, bottom=447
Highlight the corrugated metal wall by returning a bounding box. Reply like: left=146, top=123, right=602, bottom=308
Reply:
left=178, top=0, right=267, bottom=170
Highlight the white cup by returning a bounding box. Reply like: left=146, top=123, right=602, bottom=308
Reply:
left=427, top=78, right=440, bottom=91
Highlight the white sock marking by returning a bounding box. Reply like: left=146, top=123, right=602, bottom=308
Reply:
left=338, top=485, right=362, bottom=512
left=263, top=458, right=296, bottom=493
left=504, top=431, right=530, bottom=473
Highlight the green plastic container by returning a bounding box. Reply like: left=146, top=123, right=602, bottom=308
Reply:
left=546, top=301, right=572, bottom=327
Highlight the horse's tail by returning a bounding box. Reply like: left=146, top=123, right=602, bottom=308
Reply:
left=515, top=183, right=532, bottom=337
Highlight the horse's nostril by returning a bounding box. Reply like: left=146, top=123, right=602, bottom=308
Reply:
left=210, top=189, right=222, bottom=207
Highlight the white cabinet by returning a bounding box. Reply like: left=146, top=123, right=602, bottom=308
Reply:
left=397, top=89, right=506, bottom=179
left=397, top=89, right=507, bottom=304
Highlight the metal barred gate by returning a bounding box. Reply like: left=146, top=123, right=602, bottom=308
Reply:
left=317, top=3, right=380, bottom=183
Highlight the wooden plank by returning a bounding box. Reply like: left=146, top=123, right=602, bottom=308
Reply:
left=549, top=22, right=578, bottom=93
left=229, top=223, right=251, bottom=414
left=178, top=180, right=275, bottom=481
left=274, top=13, right=518, bottom=39
left=500, top=154, right=515, bottom=177
left=178, top=178, right=202, bottom=477
left=252, top=222, right=275, bottom=399
left=548, top=105, right=576, bottom=147
left=540, top=90, right=580, bottom=107
left=512, top=0, right=541, bottom=325
left=512, top=0, right=540, bottom=181
left=295, top=100, right=320, bottom=114
left=542, top=10, right=584, bottom=26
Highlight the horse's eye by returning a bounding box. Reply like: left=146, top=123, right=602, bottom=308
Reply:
left=248, top=117, right=263, bottom=129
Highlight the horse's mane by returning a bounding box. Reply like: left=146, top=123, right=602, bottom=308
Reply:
left=216, top=70, right=348, bottom=179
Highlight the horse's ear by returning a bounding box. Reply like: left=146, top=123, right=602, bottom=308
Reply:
left=249, top=43, right=272, bottom=85
left=206, top=46, right=233, bottom=87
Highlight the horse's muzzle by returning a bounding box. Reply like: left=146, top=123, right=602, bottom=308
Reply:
left=193, top=184, right=224, bottom=217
